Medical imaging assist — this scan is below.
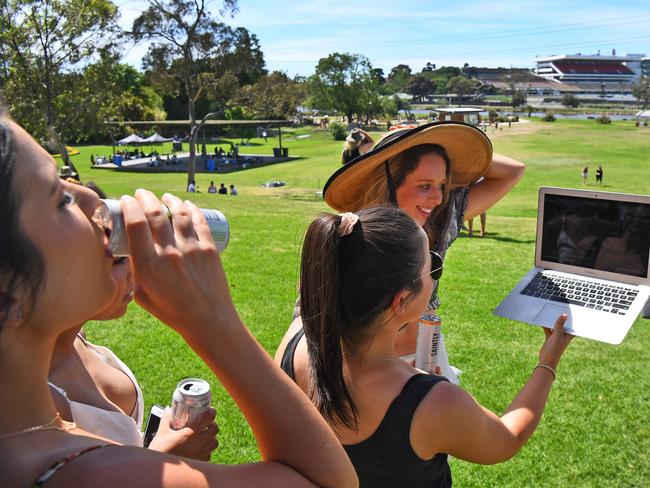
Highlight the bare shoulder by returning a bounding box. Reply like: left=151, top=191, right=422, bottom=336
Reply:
left=417, top=379, right=473, bottom=419
left=410, top=379, right=480, bottom=457
left=273, top=316, right=303, bottom=363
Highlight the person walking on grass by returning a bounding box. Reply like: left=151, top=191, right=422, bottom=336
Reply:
left=596, top=165, right=603, bottom=184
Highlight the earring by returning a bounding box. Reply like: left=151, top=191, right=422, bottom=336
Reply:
left=16, top=308, right=23, bottom=321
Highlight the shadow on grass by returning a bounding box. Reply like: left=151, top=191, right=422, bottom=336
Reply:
left=459, top=232, right=535, bottom=244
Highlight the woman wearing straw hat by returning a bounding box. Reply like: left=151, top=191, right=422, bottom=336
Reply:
left=329, top=121, right=524, bottom=380
left=287, top=121, right=525, bottom=383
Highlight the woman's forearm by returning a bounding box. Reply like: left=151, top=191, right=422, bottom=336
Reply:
left=185, top=312, right=358, bottom=488
left=499, top=367, right=555, bottom=450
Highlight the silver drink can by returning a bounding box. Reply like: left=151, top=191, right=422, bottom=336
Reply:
left=98, top=199, right=229, bottom=256
left=171, top=378, right=212, bottom=430
left=415, top=313, right=442, bottom=374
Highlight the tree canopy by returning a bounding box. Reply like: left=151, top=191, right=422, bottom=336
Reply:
left=0, top=0, right=119, bottom=138
left=307, top=53, right=379, bottom=125
left=404, top=75, right=436, bottom=102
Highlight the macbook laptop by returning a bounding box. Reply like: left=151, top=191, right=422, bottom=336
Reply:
left=494, top=187, right=650, bottom=344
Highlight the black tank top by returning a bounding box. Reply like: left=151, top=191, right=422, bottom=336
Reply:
left=280, top=329, right=452, bottom=488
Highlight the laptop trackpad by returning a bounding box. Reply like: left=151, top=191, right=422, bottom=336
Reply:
left=533, top=304, right=573, bottom=330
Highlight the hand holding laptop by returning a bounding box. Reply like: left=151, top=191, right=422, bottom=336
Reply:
left=495, top=187, right=650, bottom=345
left=538, top=314, right=574, bottom=371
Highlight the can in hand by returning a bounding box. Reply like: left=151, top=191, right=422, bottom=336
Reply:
left=97, top=199, right=229, bottom=257
left=415, top=313, right=442, bottom=374
left=171, top=378, right=212, bottom=430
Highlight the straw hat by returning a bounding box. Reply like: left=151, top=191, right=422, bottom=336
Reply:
left=323, top=121, right=492, bottom=212
left=345, top=128, right=366, bottom=144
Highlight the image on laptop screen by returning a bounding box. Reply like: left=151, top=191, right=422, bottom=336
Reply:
left=540, top=194, right=650, bottom=278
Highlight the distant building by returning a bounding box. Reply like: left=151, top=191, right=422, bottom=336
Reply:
left=534, top=53, right=645, bottom=94
left=436, top=107, right=482, bottom=125
left=467, top=67, right=580, bottom=95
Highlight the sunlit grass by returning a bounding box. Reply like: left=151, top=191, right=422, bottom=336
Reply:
left=78, top=120, right=650, bottom=485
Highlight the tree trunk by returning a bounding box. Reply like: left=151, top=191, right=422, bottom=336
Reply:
left=187, top=81, right=197, bottom=189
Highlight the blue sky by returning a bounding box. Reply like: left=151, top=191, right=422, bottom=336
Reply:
left=118, top=0, right=650, bottom=76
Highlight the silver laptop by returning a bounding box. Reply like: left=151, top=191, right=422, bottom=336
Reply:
left=494, top=187, right=650, bottom=344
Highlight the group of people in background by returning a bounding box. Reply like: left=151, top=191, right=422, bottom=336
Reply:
left=187, top=180, right=238, bottom=195
left=207, top=181, right=237, bottom=195
left=1, top=105, right=579, bottom=488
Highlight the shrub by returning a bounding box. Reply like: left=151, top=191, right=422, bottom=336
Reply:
left=561, top=93, right=580, bottom=108
left=329, top=122, right=347, bottom=140
left=542, top=112, right=556, bottom=122
left=596, top=115, right=612, bottom=125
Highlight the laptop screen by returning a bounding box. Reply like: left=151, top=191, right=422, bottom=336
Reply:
left=540, top=193, right=650, bottom=278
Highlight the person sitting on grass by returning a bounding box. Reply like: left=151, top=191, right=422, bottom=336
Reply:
left=276, top=206, right=573, bottom=487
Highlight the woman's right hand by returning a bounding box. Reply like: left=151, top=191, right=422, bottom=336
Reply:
left=148, top=407, right=219, bottom=461
left=120, top=190, right=238, bottom=343
left=538, top=314, right=574, bottom=369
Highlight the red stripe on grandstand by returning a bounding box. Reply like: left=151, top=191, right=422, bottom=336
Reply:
left=553, top=61, right=633, bottom=75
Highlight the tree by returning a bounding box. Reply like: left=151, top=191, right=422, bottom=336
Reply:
left=370, top=68, right=385, bottom=86
left=632, top=78, right=650, bottom=109
left=511, top=90, right=527, bottom=111
left=422, top=62, right=436, bottom=73
left=404, top=75, right=436, bottom=102
left=0, top=0, right=119, bottom=138
left=131, top=0, right=243, bottom=186
left=445, top=76, right=475, bottom=105
left=307, top=53, right=377, bottom=126
left=561, top=93, right=580, bottom=108
left=236, top=71, right=306, bottom=119
left=384, top=64, right=412, bottom=94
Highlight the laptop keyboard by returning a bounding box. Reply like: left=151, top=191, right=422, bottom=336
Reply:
left=520, top=273, right=639, bottom=315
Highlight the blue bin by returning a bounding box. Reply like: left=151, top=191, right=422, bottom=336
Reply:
left=114, top=155, right=123, bottom=167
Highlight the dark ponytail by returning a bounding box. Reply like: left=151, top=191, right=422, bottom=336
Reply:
left=300, top=206, right=424, bottom=430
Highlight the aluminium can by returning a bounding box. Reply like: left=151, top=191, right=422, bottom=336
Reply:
left=98, top=199, right=229, bottom=256
left=415, top=313, right=442, bottom=374
left=171, top=378, right=212, bottom=430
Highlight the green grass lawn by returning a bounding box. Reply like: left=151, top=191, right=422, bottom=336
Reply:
left=76, top=119, right=650, bottom=487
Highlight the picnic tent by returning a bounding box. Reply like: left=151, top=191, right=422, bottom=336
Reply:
left=118, top=134, right=145, bottom=145
left=142, top=132, right=172, bottom=143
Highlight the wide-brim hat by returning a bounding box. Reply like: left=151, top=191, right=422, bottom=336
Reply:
left=323, top=121, right=492, bottom=212
left=345, top=128, right=365, bottom=144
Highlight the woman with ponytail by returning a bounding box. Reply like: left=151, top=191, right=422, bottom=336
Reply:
left=276, top=207, right=573, bottom=487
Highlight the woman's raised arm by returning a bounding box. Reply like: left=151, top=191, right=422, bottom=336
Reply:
left=413, top=315, right=572, bottom=465
left=465, top=153, right=525, bottom=220
left=119, top=190, right=357, bottom=488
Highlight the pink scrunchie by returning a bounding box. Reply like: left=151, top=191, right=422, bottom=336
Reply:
left=337, top=212, right=359, bottom=237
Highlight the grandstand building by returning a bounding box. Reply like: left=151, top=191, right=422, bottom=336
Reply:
left=534, top=53, right=645, bottom=94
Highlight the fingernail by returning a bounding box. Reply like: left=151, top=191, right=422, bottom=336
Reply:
left=135, top=188, right=145, bottom=195
left=120, top=195, right=134, bottom=202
